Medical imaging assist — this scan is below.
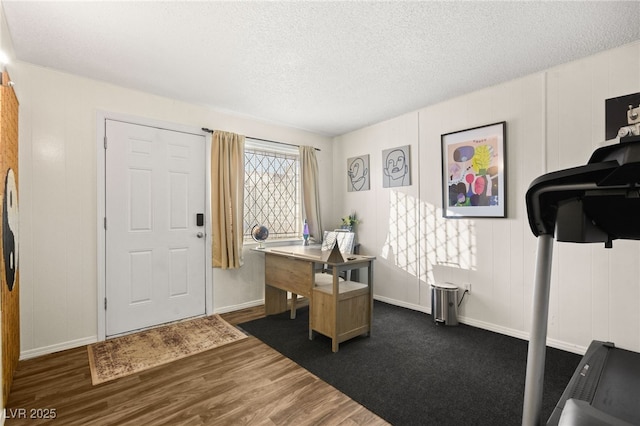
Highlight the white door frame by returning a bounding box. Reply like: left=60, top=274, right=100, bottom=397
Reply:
left=96, top=110, right=213, bottom=341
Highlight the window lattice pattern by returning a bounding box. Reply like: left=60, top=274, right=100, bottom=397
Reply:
left=244, top=148, right=300, bottom=240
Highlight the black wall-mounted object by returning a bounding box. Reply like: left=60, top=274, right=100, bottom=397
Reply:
left=196, top=213, right=204, bottom=227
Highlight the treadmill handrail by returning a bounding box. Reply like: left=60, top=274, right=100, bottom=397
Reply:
left=527, top=182, right=634, bottom=236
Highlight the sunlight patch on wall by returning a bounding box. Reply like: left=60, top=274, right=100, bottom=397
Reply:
left=381, top=190, right=476, bottom=283
left=421, top=200, right=476, bottom=285
left=382, top=191, right=419, bottom=277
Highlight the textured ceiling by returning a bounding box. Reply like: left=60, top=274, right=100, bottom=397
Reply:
left=2, top=1, right=639, bottom=136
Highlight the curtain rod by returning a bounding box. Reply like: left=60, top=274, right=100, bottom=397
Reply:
left=201, top=128, right=320, bottom=151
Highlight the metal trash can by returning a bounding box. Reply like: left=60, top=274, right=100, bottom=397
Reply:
left=431, top=283, right=459, bottom=326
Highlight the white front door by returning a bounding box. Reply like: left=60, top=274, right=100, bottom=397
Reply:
left=105, top=119, right=206, bottom=336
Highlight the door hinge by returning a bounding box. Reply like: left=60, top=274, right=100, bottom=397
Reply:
left=104, top=217, right=107, bottom=230
left=104, top=298, right=107, bottom=310
left=104, top=135, right=107, bottom=149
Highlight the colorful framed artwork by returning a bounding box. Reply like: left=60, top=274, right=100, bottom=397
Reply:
left=441, top=121, right=507, bottom=218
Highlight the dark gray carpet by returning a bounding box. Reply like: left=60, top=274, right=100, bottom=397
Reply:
left=239, top=301, right=581, bottom=426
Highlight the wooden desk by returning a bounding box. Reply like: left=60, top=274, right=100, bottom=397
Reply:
left=263, top=246, right=321, bottom=317
left=258, top=246, right=375, bottom=352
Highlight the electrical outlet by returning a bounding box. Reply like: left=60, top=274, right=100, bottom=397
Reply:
left=464, top=283, right=471, bottom=294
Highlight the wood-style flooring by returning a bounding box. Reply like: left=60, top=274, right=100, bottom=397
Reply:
left=5, top=305, right=388, bottom=425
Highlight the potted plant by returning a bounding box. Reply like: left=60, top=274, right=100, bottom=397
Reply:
left=341, top=213, right=359, bottom=231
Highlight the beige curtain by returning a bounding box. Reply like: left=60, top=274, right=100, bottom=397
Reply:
left=299, top=146, right=324, bottom=242
left=211, top=130, right=245, bottom=269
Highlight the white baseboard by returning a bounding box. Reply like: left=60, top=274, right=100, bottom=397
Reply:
left=373, top=295, right=429, bottom=314
left=459, top=315, right=587, bottom=355
left=18, top=301, right=267, bottom=360
left=373, top=296, right=587, bottom=356
left=214, top=299, right=265, bottom=315
left=20, top=336, right=98, bottom=360
left=19, top=296, right=588, bottom=360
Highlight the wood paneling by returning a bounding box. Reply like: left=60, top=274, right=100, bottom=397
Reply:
left=5, top=307, right=387, bottom=425
left=0, top=69, right=19, bottom=406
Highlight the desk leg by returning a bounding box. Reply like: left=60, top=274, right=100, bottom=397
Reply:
left=332, top=270, right=340, bottom=353
left=368, top=260, right=374, bottom=337
left=309, top=293, right=314, bottom=340
left=290, top=293, right=297, bottom=319
left=265, top=284, right=288, bottom=315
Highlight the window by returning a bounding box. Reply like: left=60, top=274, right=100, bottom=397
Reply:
left=244, top=139, right=300, bottom=241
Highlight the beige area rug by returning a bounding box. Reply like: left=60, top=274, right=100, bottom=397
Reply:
left=87, top=315, right=247, bottom=385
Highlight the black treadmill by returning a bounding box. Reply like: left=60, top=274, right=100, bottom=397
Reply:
left=523, top=137, right=640, bottom=425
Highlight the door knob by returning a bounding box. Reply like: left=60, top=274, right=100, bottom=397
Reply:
left=197, top=232, right=204, bottom=238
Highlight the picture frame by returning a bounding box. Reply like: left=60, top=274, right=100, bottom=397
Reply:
left=347, top=154, right=370, bottom=192
left=441, top=121, right=506, bottom=218
left=605, top=92, right=640, bottom=141
left=382, top=145, right=411, bottom=188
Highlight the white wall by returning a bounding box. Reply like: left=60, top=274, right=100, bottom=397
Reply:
left=4, top=8, right=639, bottom=360
left=334, top=41, right=640, bottom=355
left=10, top=62, right=333, bottom=359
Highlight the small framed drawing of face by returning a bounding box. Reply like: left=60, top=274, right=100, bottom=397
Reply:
left=382, top=145, right=411, bottom=188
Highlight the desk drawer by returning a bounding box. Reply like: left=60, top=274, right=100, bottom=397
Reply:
left=312, top=281, right=371, bottom=340
left=265, top=254, right=314, bottom=297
